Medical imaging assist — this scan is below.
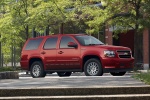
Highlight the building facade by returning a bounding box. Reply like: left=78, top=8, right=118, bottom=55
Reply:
left=105, top=28, right=149, bottom=70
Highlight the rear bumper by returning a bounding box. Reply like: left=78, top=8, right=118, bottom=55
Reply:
left=20, top=61, right=29, bottom=70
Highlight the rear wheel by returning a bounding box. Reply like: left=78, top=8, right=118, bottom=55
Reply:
left=110, top=72, right=126, bottom=76
left=84, top=58, right=103, bottom=76
left=57, top=72, right=72, bottom=77
left=30, top=61, right=46, bottom=78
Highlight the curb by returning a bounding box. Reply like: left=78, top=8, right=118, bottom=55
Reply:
left=0, top=86, right=150, bottom=97
left=0, top=94, right=150, bottom=100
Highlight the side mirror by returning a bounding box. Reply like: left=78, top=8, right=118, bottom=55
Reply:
left=68, top=42, right=78, bottom=48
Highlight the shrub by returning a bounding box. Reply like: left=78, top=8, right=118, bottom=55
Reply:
left=133, top=72, right=150, bottom=85
left=0, top=67, right=15, bottom=72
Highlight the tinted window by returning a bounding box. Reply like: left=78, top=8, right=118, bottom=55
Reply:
left=75, top=35, right=104, bottom=46
left=25, top=38, right=43, bottom=50
left=60, top=36, right=76, bottom=48
left=44, top=37, right=58, bottom=49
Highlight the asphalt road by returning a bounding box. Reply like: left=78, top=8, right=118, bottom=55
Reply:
left=0, top=72, right=148, bottom=89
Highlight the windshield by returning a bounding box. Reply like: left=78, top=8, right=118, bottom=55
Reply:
left=75, top=35, right=104, bottom=46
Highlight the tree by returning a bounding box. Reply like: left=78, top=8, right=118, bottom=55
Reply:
left=77, top=0, right=148, bottom=64
left=0, top=0, right=150, bottom=66
left=25, top=0, right=70, bottom=34
left=0, top=0, right=74, bottom=66
left=69, top=0, right=150, bottom=64
left=100, top=0, right=146, bottom=64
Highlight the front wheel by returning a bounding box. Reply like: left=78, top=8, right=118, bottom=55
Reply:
left=57, top=72, right=72, bottom=77
left=84, top=58, right=103, bottom=76
left=110, top=72, right=126, bottom=76
left=30, top=61, right=46, bottom=78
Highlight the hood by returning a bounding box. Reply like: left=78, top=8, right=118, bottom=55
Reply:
left=95, top=45, right=131, bottom=51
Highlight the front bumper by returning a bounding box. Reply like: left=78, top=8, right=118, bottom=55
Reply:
left=101, top=57, right=134, bottom=72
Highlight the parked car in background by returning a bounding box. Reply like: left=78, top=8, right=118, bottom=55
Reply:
left=20, top=34, right=134, bottom=78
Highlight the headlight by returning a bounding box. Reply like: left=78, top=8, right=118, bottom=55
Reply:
left=104, top=50, right=115, bottom=57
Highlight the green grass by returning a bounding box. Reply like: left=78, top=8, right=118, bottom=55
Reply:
left=133, top=72, right=150, bottom=85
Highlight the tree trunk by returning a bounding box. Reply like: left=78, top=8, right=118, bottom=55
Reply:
left=134, top=0, right=143, bottom=65
left=13, top=47, right=16, bottom=69
left=11, top=46, right=14, bottom=68
left=32, top=27, right=36, bottom=38
left=25, top=25, right=29, bottom=40
left=148, top=29, right=150, bottom=68
left=134, top=30, right=143, bottom=64
left=1, top=53, right=3, bottom=68
left=0, top=40, right=1, bottom=67
left=59, top=23, right=64, bottom=34
left=45, top=25, right=50, bottom=36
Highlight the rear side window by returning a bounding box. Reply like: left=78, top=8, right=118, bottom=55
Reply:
left=44, top=37, right=58, bottom=49
left=25, top=38, right=43, bottom=50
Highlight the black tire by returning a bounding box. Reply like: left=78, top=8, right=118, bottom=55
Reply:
left=84, top=58, right=103, bottom=76
left=110, top=72, right=126, bottom=76
left=30, top=61, right=46, bottom=78
left=57, top=72, right=72, bottom=77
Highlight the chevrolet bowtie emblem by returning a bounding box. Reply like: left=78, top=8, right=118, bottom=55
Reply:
left=124, top=52, right=128, bottom=55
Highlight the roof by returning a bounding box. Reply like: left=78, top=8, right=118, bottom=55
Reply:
left=29, top=33, right=87, bottom=39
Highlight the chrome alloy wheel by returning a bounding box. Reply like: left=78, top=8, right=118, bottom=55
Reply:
left=32, top=65, right=41, bottom=77
left=87, top=62, right=99, bottom=76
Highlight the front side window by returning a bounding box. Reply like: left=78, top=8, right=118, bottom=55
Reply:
left=60, top=36, right=76, bottom=48
left=25, top=38, right=43, bottom=50
left=75, top=35, right=104, bottom=46
left=44, top=37, right=58, bottom=49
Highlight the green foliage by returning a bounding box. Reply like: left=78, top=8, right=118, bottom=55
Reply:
left=0, top=67, right=15, bottom=72
left=0, top=0, right=150, bottom=64
left=133, top=72, right=150, bottom=85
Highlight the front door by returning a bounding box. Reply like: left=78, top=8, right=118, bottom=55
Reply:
left=57, top=36, right=81, bottom=70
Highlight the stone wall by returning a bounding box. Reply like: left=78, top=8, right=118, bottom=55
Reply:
left=0, top=71, right=19, bottom=79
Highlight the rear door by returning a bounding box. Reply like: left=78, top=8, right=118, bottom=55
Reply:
left=56, top=36, right=81, bottom=70
left=41, top=36, right=58, bottom=70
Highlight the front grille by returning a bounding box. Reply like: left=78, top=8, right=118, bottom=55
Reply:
left=117, top=50, right=131, bottom=58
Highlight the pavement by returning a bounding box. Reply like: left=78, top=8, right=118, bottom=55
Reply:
left=0, top=72, right=148, bottom=89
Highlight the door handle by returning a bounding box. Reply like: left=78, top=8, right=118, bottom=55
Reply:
left=41, top=51, right=46, bottom=54
left=58, top=51, right=64, bottom=54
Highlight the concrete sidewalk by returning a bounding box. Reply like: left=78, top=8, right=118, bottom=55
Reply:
left=0, top=72, right=150, bottom=100
left=0, top=72, right=148, bottom=89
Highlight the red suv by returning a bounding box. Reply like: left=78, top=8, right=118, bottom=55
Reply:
left=20, top=34, right=134, bottom=78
